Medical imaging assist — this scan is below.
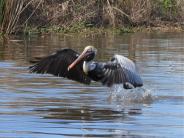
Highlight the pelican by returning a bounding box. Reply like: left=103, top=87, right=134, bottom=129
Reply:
left=29, top=46, right=143, bottom=89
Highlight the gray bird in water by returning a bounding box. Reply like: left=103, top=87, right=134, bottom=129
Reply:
left=29, top=46, right=143, bottom=89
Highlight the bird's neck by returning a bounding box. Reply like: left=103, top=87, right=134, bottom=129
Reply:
left=83, top=61, right=89, bottom=74
left=83, top=61, right=95, bottom=74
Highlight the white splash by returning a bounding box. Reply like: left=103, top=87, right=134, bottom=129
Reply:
left=108, top=85, right=154, bottom=104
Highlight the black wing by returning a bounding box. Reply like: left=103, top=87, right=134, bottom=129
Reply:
left=100, top=55, right=143, bottom=88
left=29, top=49, right=91, bottom=84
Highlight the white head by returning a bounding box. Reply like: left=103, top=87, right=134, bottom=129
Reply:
left=68, top=46, right=97, bottom=70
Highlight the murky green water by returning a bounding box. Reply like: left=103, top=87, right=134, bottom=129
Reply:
left=0, top=32, right=183, bottom=138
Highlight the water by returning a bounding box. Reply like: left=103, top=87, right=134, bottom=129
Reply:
left=0, top=32, right=183, bottom=138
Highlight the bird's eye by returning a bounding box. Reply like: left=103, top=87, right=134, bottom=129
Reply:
left=88, top=48, right=92, bottom=52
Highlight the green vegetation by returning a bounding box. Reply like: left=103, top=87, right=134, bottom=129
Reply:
left=163, top=0, right=173, bottom=9
left=0, top=0, right=183, bottom=35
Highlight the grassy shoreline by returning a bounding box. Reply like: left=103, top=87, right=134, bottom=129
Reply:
left=1, top=21, right=184, bottom=37
left=22, top=23, right=184, bottom=36
left=0, top=0, right=184, bottom=35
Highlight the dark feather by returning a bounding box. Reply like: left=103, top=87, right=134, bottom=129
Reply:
left=29, top=49, right=91, bottom=84
left=88, top=55, right=143, bottom=88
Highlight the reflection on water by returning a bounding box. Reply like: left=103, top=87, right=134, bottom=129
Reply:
left=0, top=32, right=184, bottom=138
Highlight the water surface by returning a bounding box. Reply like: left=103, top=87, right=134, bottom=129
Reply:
left=0, top=32, right=183, bottom=138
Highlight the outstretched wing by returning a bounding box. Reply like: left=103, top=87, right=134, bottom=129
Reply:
left=29, top=49, right=91, bottom=84
left=100, top=55, right=143, bottom=88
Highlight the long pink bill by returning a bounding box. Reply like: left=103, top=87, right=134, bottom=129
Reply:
left=67, top=50, right=87, bottom=71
